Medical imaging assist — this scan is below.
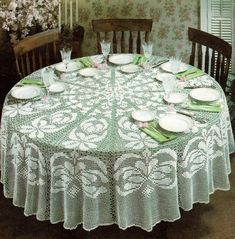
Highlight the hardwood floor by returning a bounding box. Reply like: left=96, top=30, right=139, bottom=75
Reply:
left=0, top=156, right=235, bottom=239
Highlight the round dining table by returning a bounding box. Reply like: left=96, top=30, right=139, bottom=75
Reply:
left=0, top=54, right=234, bottom=231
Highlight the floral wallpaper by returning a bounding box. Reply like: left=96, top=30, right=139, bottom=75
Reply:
left=74, top=0, right=200, bottom=62
left=0, top=0, right=200, bottom=62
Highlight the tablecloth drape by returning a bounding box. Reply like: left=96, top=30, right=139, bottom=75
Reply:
left=1, top=56, right=234, bottom=231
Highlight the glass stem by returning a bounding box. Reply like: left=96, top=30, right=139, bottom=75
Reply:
left=45, top=87, right=51, bottom=103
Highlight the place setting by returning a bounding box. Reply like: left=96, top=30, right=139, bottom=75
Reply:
left=182, top=87, right=223, bottom=113
left=11, top=67, right=68, bottom=110
left=160, top=58, right=189, bottom=74
left=108, top=54, right=133, bottom=65
left=10, top=85, right=43, bottom=101
left=77, top=40, right=114, bottom=77
left=131, top=108, right=195, bottom=143
left=159, top=73, right=188, bottom=104
left=78, top=67, right=99, bottom=77
left=55, top=48, right=81, bottom=74
left=156, top=57, right=206, bottom=86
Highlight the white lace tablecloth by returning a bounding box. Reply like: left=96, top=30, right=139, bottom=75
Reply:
left=1, top=55, right=234, bottom=231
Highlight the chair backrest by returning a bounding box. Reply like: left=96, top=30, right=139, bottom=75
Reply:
left=188, top=27, right=232, bottom=92
left=92, top=19, right=153, bottom=54
left=13, top=29, right=60, bottom=78
left=13, top=26, right=85, bottom=79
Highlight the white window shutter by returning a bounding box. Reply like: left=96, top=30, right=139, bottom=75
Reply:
left=200, top=0, right=235, bottom=73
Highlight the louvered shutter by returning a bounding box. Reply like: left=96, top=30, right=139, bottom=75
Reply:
left=200, top=0, right=234, bottom=72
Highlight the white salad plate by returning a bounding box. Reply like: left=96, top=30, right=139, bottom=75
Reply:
left=55, top=62, right=80, bottom=73
left=78, top=67, right=98, bottom=77
left=109, top=54, right=133, bottom=65
left=11, top=86, right=42, bottom=100
left=159, top=113, right=194, bottom=133
left=155, top=73, right=174, bottom=82
left=160, top=62, right=189, bottom=73
left=120, top=64, right=142, bottom=74
left=189, top=88, right=220, bottom=102
left=132, top=110, right=155, bottom=122
left=163, top=92, right=187, bottom=104
left=49, top=82, right=66, bottom=93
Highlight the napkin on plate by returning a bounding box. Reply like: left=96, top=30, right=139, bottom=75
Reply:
left=183, top=100, right=222, bottom=112
left=133, top=54, right=147, bottom=65
left=77, top=57, right=93, bottom=67
left=19, top=78, right=45, bottom=87
left=177, top=67, right=205, bottom=80
left=141, top=121, right=177, bottom=143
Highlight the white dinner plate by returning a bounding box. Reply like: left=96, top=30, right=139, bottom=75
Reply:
left=55, top=62, right=80, bottom=73
left=120, top=64, right=142, bottom=74
left=159, top=113, right=194, bottom=133
left=78, top=67, right=99, bottom=77
left=109, top=54, right=133, bottom=65
left=11, top=86, right=42, bottom=100
left=160, top=62, right=189, bottom=73
left=49, top=82, right=66, bottom=93
left=189, top=88, right=220, bottom=102
left=155, top=73, right=174, bottom=82
left=132, top=110, right=155, bottom=122
left=163, top=92, right=187, bottom=104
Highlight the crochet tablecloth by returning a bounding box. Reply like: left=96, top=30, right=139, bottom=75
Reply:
left=1, top=55, right=234, bottom=231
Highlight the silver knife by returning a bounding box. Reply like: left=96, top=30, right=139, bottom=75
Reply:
left=152, top=59, right=169, bottom=68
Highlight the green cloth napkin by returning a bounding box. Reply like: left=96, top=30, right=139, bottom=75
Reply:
left=177, top=67, right=205, bottom=80
left=184, top=101, right=221, bottom=112
left=19, top=78, right=45, bottom=87
left=141, top=122, right=177, bottom=144
left=77, top=57, right=93, bottom=67
left=133, top=54, right=147, bottom=65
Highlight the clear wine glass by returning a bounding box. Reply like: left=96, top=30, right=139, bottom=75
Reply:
left=169, top=57, right=182, bottom=76
left=60, top=48, right=72, bottom=69
left=142, top=41, right=153, bottom=62
left=100, top=40, right=111, bottom=64
left=161, top=74, right=177, bottom=112
left=41, top=67, right=54, bottom=106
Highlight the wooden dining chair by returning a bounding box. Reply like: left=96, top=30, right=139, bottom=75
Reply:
left=13, top=29, right=60, bottom=79
left=13, top=26, right=85, bottom=79
left=92, top=19, right=153, bottom=54
left=188, top=27, right=232, bottom=92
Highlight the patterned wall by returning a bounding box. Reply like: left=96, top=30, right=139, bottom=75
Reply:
left=0, top=0, right=200, bottom=62
left=76, top=0, right=200, bottom=62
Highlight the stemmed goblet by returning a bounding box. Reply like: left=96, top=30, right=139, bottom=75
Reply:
left=100, top=40, right=111, bottom=65
left=169, top=57, right=182, bottom=78
left=142, top=41, right=153, bottom=71
left=60, top=48, right=72, bottom=69
left=161, top=74, right=177, bottom=112
left=41, top=67, right=54, bottom=107
left=142, top=41, right=153, bottom=62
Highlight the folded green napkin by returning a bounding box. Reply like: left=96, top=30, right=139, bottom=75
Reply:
left=77, top=57, right=93, bottom=67
left=133, top=54, right=147, bottom=65
left=184, top=101, right=221, bottom=112
left=141, top=122, right=176, bottom=144
left=177, top=67, right=205, bottom=80
left=19, top=78, right=45, bottom=87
